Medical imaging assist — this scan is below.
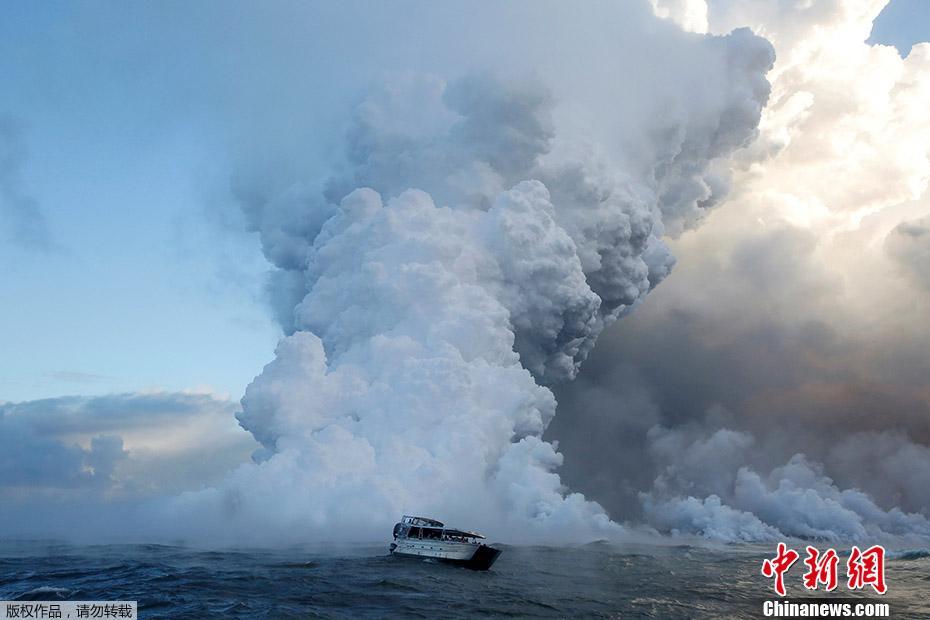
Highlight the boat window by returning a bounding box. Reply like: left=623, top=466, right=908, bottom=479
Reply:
left=408, top=526, right=421, bottom=538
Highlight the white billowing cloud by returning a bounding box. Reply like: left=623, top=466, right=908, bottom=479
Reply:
left=653, top=0, right=930, bottom=235
left=222, top=183, right=625, bottom=541
left=733, top=455, right=930, bottom=541
left=642, top=494, right=783, bottom=542
left=173, top=181, right=626, bottom=543
left=641, top=426, right=930, bottom=543
left=164, top=11, right=775, bottom=543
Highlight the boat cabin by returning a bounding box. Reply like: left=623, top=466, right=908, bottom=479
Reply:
left=396, top=515, right=485, bottom=543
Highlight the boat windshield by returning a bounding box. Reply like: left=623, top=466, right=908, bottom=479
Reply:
left=402, top=515, right=444, bottom=527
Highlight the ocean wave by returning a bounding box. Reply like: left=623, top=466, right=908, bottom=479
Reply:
left=13, top=586, right=73, bottom=601
left=888, top=548, right=930, bottom=560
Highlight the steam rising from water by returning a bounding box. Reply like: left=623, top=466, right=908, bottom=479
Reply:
left=171, top=35, right=775, bottom=543
left=641, top=426, right=930, bottom=543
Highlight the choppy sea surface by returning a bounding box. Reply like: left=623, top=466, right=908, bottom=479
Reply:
left=1, top=541, right=928, bottom=618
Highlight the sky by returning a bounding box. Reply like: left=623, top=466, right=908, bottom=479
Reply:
left=1, top=0, right=930, bottom=545
left=1, top=3, right=279, bottom=402
left=870, top=0, right=930, bottom=54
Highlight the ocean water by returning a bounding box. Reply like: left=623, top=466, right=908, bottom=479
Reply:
left=1, top=541, right=927, bottom=618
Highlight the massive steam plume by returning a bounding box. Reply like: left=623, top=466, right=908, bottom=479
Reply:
left=168, top=31, right=775, bottom=542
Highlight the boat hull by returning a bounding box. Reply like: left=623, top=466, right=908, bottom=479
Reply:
left=390, top=541, right=502, bottom=570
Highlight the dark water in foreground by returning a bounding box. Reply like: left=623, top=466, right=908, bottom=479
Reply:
left=1, top=541, right=928, bottom=618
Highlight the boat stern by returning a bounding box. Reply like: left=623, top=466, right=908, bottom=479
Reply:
left=464, top=544, right=502, bottom=570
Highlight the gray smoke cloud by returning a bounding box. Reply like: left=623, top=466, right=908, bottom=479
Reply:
left=548, top=234, right=930, bottom=542
left=886, top=215, right=930, bottom=291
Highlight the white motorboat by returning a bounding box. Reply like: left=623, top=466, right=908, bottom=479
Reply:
left=389, top=515, right=502, bottom=570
